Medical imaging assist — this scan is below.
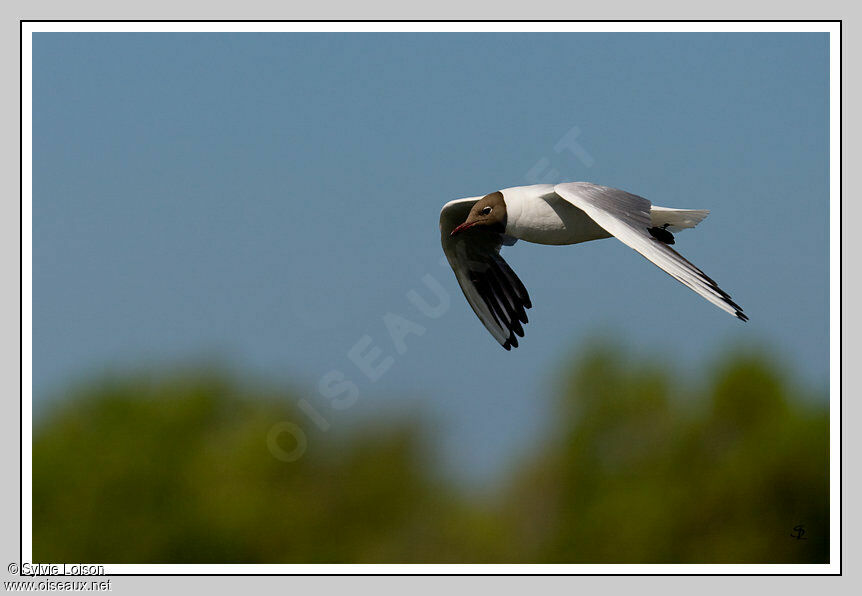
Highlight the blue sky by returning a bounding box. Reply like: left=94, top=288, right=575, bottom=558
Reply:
left=32, top=32, right=829, bottom=484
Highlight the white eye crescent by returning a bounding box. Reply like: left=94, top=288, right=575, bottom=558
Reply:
left=481, top=206, right=492, bottom=215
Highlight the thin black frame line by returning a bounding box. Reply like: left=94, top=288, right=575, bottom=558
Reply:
left=18, top=16, right=22, bottom=581
left=19, top=19, right=842, bottom=578
left=838, top=18, right=843, bottom=576
left=20, top=19, right=841, bottom=23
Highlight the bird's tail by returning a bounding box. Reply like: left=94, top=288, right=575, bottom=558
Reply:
left=649, top=206, right=710, bottom=233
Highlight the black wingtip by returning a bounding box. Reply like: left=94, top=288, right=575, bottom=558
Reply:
left=736, top=311, right=749, bottom=322
left=647, top=226, right=675, bottom=245
left=502, top=333, right=521, bottom=350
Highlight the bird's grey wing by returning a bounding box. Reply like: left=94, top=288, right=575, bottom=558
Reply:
left=553, top=182, right=747, bottom=321
left=440, top=198, right=532, bottom=350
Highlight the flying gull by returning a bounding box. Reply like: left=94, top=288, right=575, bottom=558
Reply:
left=440, top=182, right=747, bottom=350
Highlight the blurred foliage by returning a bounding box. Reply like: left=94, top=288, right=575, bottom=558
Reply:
left=33, top=344, right=829, bottom=563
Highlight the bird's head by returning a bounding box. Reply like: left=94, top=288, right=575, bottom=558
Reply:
left=450, top=191, right=507, bottom=236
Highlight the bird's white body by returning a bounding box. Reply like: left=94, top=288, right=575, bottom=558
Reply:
left=501, top=184, right=610, bottom=245
left=500, top=183, right=710, bottom=246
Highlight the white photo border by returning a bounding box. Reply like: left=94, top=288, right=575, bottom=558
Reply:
left=20, top=19, right=841, bottom=576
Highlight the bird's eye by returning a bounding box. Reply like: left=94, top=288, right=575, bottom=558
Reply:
left=481, top=207, right=492, bottom=215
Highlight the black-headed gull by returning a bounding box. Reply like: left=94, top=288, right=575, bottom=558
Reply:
left=440, top=182, right=747, bottom=350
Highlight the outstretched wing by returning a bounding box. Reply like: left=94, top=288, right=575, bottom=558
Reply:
left=554, top=182, right=747, bottom=321
left=440, top=198, right=532, bottom=350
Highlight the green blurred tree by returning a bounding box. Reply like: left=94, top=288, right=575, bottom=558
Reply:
left=503, top=342, right=829, bottom=563
left=33, top=345, right=829, bottom=564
